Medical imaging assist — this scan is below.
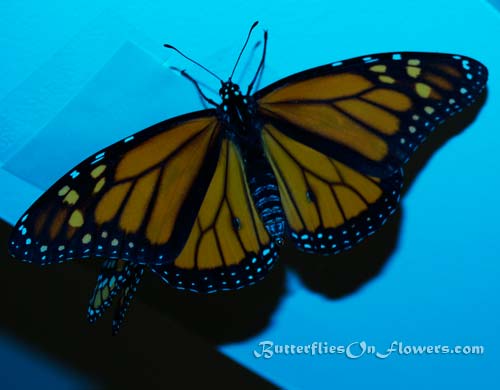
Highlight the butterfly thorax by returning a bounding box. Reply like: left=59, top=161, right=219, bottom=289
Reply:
left=217, top=81, right=257, bottom=139
left=217, top=80, right=285, bottom=244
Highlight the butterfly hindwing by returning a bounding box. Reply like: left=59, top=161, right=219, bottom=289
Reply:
left=263, top=124, right=402, bottom=253
left=8, top=111, right=222, bottom=266
left=152, top=138, right=279, bottom=293
left=256, top=52, right=487, bottom=177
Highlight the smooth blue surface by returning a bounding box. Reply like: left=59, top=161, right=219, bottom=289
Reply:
left=0, top=333, right=91, bottom=389
left=1, top=1, right=499, bottom=388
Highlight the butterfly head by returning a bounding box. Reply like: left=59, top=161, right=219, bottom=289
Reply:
left=218, top=80, right=254, bottom=115
left=219, top=81, right=243, bottom=101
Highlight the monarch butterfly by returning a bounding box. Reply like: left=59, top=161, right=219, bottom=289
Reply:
left=8, top=22, right=488, bottom=334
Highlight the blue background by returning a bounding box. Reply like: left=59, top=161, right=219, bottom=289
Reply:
left=1, top=0, right=499, bottom=388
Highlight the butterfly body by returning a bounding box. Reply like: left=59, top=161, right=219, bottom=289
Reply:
left=217, top=80, right=286, bottom=242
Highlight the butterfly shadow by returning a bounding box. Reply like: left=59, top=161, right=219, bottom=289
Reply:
left=0, top=219, right=276, bottom=388
left=138, top=257, right=287, bottom=344
left=285, top=89, right=488, bottom=299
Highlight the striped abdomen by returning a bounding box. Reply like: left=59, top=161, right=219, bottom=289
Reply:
left=245, top=154, right=285, bottom=242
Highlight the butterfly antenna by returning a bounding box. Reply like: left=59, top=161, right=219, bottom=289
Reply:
left=229, top=21, right=259, bottom=81
left=170, top=66, right=218, bottom=107
left=163, top=44, right=222, bottom=82
left=247, top=29, right=268, bottom=94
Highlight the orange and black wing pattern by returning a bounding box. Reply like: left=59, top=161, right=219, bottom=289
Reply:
left=263, top=124, right=402, bottom=253
left=256, top=52, right=487, bottom=177
left=151, top=138, right=278, bottom=293
left=256, top=52, right=487, bottom=252
left=8, top=111, right=222, bottom=266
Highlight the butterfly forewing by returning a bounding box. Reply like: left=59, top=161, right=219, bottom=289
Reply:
left=9, top=111, right=222, bottom=266
left=256, top=52, right=487, bottom=177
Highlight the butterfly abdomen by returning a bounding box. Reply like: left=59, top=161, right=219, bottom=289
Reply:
left=245, top=153, right=285, bottom=242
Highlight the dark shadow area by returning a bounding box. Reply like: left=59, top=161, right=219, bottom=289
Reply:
left=285, top=210, right=402, bottom=298
left=0, top=219, right=277, bottom=389
left=140, top=261, right=286, bottom=344
left=286, top=89, right=488, bottom=298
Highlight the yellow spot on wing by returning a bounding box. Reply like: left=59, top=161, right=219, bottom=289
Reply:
left=63, top=190, right=79, bottom=205
left=93, top=177, right=106, bottom=194
left=406, top=66, right=421, bottom=78
left=82, top=233, right=92, bottom=244
left=415, top=83, right=432, bottom=98
left=58, top=186, right=70, bottom=196
left=370, top=65, right=387, bottom=73
left=424, top=106, right=435, bottom=114
left=378, top=75, right=395, bottom=84
left=69, top=210, right=84, bottom=227
left=91, top=164, right=106, bottom=178
left=408, top=59, right=420, bottom=66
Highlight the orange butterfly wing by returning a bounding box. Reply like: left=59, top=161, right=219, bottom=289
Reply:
left=9, top=111, right=222, bottom=266
left=256, top=53, right=487, bottom=177
left=152, top=138, right=278, bottom=293
left=256, top=52, right=487, bottom=252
